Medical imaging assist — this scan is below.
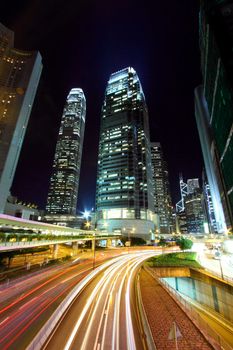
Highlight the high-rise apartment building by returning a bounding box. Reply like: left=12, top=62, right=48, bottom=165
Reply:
left=46, top=88, right=86, bottom=220
left=195, top=1, right=233, bottom=232
left=0, top=23, right=42, bottom=213
left=151, top=142, right=172, bottom=234
left=96, top=67, right=155, bottom=240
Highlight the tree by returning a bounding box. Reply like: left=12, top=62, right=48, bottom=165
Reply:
left=157, top=237, right=168, bottom=247
left=176, top=237, right=193, bottom=250
left=121, top=236, right=146, bottom=246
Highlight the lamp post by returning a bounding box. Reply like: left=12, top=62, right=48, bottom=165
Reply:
left=128, top=227, right=135, bottom=253
left=92, top=233, right=96, bottom=270
left=84, top=221, right=91, bottom=230
left=219, top=258, right=224, bottom=280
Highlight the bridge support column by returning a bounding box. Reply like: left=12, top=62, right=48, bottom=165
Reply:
left=107, top=239, right=112, bottom=248
left=72, top=241, right=78, bottom=256
left=53, top=244, right=59, bottom=259
left=92, top=239, right=96, bottom=251
left=92, top=238, right=96, bottom=269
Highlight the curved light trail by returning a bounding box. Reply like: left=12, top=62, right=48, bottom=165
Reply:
left=45, top=251, right=156, bottom=350
left=0, top=251, right=124, bottom=350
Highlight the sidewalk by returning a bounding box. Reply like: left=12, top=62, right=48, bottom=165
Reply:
left=139, top=268, right=214, bottom=350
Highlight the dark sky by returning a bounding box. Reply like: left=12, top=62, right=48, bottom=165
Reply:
left=1, top=0, right=203, bottom=211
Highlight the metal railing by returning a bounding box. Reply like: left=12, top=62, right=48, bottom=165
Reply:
left=145, top=266, right=232, bottom=350
left=0, top=239, right=80, bottom=251
left=201, top=267, right=233, bottom=286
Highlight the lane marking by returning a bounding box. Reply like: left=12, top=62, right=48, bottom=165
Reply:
left=0, top=317, right=9, bottom=326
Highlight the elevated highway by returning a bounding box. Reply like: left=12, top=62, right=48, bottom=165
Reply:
left=0, top=214, right=121, bottom=252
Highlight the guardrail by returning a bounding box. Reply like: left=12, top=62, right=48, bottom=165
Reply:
left=201, top=267, right=233, bottom=286
left=0, top=235, right=120, bottom=252
left=145, top=266, right=232, bottom=350
left=135, top=273, right=157, bottom=350
left=0, top=239, right=80, bottom=251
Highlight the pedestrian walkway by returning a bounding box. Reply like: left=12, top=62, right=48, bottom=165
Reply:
left=139, top=268, right=214, bottom=350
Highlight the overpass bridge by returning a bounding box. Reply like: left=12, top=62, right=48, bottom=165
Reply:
left=0, top=214, right=121, bottom=252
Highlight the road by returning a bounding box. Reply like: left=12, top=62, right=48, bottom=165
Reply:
left=198, top=251, right=233, bottom=282
left=40, top=251, right=156, bottom=350
left=0, top=249, right=127, bottom=350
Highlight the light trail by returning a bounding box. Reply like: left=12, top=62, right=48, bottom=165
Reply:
left=125, top=256, right=150, bottom=350
left=0, top=264, right=80, bottom=315
left=56, top=252, right=156, bottom=350
left=2, top=277, right=82, bottom=350
left=0, top=259, right=117, bottom=349
left=63, top=255, right=131, bottom=350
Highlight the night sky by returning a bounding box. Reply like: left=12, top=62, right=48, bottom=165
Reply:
left=1, top=0, right=203, bottom=211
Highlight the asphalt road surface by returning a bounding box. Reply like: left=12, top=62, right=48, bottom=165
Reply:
left=44, top=252, right=156, bottom=350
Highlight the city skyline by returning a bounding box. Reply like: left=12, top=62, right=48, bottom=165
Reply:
left=1, top=1, right=203, bottom=211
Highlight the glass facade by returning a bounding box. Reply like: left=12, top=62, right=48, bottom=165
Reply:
left=199, top=1, right=233, bottom=229
left=96, top=67, right=154, bottom=234
left=0, top=23, right=42, bottom=212
left=195, top=86, right=227, bottom=233
left=202, top=172, right=218, bottom=233
left=151, top=142, right=172, bottom=234
left=46, top=88, right=86, bottom=216
left=185, top=189, right=206, bottom=234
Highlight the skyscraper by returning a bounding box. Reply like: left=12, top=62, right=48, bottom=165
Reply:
left=46, top=88, right=86, bottom=220
left=96, top=67, right=155, bottom=240
left=176, top=177, right=207, bottom=234
left=187, top=178, right=200, bottom=194
left=185, top=188, right=206, bottom=234
left=195, top=1, right=233, bottom=232
left=202, top=170, right=218, bottom=233
left=151, top=142, right=172, bottom=234
left=0, top=23, right=42, bottom=213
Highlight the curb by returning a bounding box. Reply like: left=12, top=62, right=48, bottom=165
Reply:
left=135, top=268, right=157, bottom=350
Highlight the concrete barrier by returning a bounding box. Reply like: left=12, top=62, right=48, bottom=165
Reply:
left=135, top=272, right=157, bottom=350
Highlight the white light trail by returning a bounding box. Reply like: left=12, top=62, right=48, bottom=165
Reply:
left=60, top=252, right=156, bottom=350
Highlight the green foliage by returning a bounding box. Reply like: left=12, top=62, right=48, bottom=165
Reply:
left=147, top=252, right=201, bottom=268
left=172, top=252, right=197, bottom=260
left=121, top=236, right=146, bottom=246
left=61, top=255, right=72, bottom=261
left=175, top=237, right=193, bottom=250
left=157, top=237, right=168, bottom=247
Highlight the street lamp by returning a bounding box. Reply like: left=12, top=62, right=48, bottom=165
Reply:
left=84, top=221, right=91, bottom=230
left=83, top=210, right=90, bottom=220
left=128, top=227, right=135, bottom=253
left=219, top=258, right=224, bottom=280
left=92, top=233, right=96, bottom=270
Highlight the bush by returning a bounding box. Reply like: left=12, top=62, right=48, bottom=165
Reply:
left=157, top=237, right=168, bottom=247
left=147, top=252, right=201, bottom=268
left=62, top=255, right=72, bottom=261
left=176, top=237, right=193, bottom=250
left=121, top=236, right=146, bottom=246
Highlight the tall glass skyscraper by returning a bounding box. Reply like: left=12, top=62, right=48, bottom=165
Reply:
left=195, top=0, right=233, bottom=232
left=0, top=23, right=42, bottom=213
left=151, top=142, right=172, bottom=234
left=46, top=88, right=86, bottom=218
left=96, top=67, right=155, bottom=240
